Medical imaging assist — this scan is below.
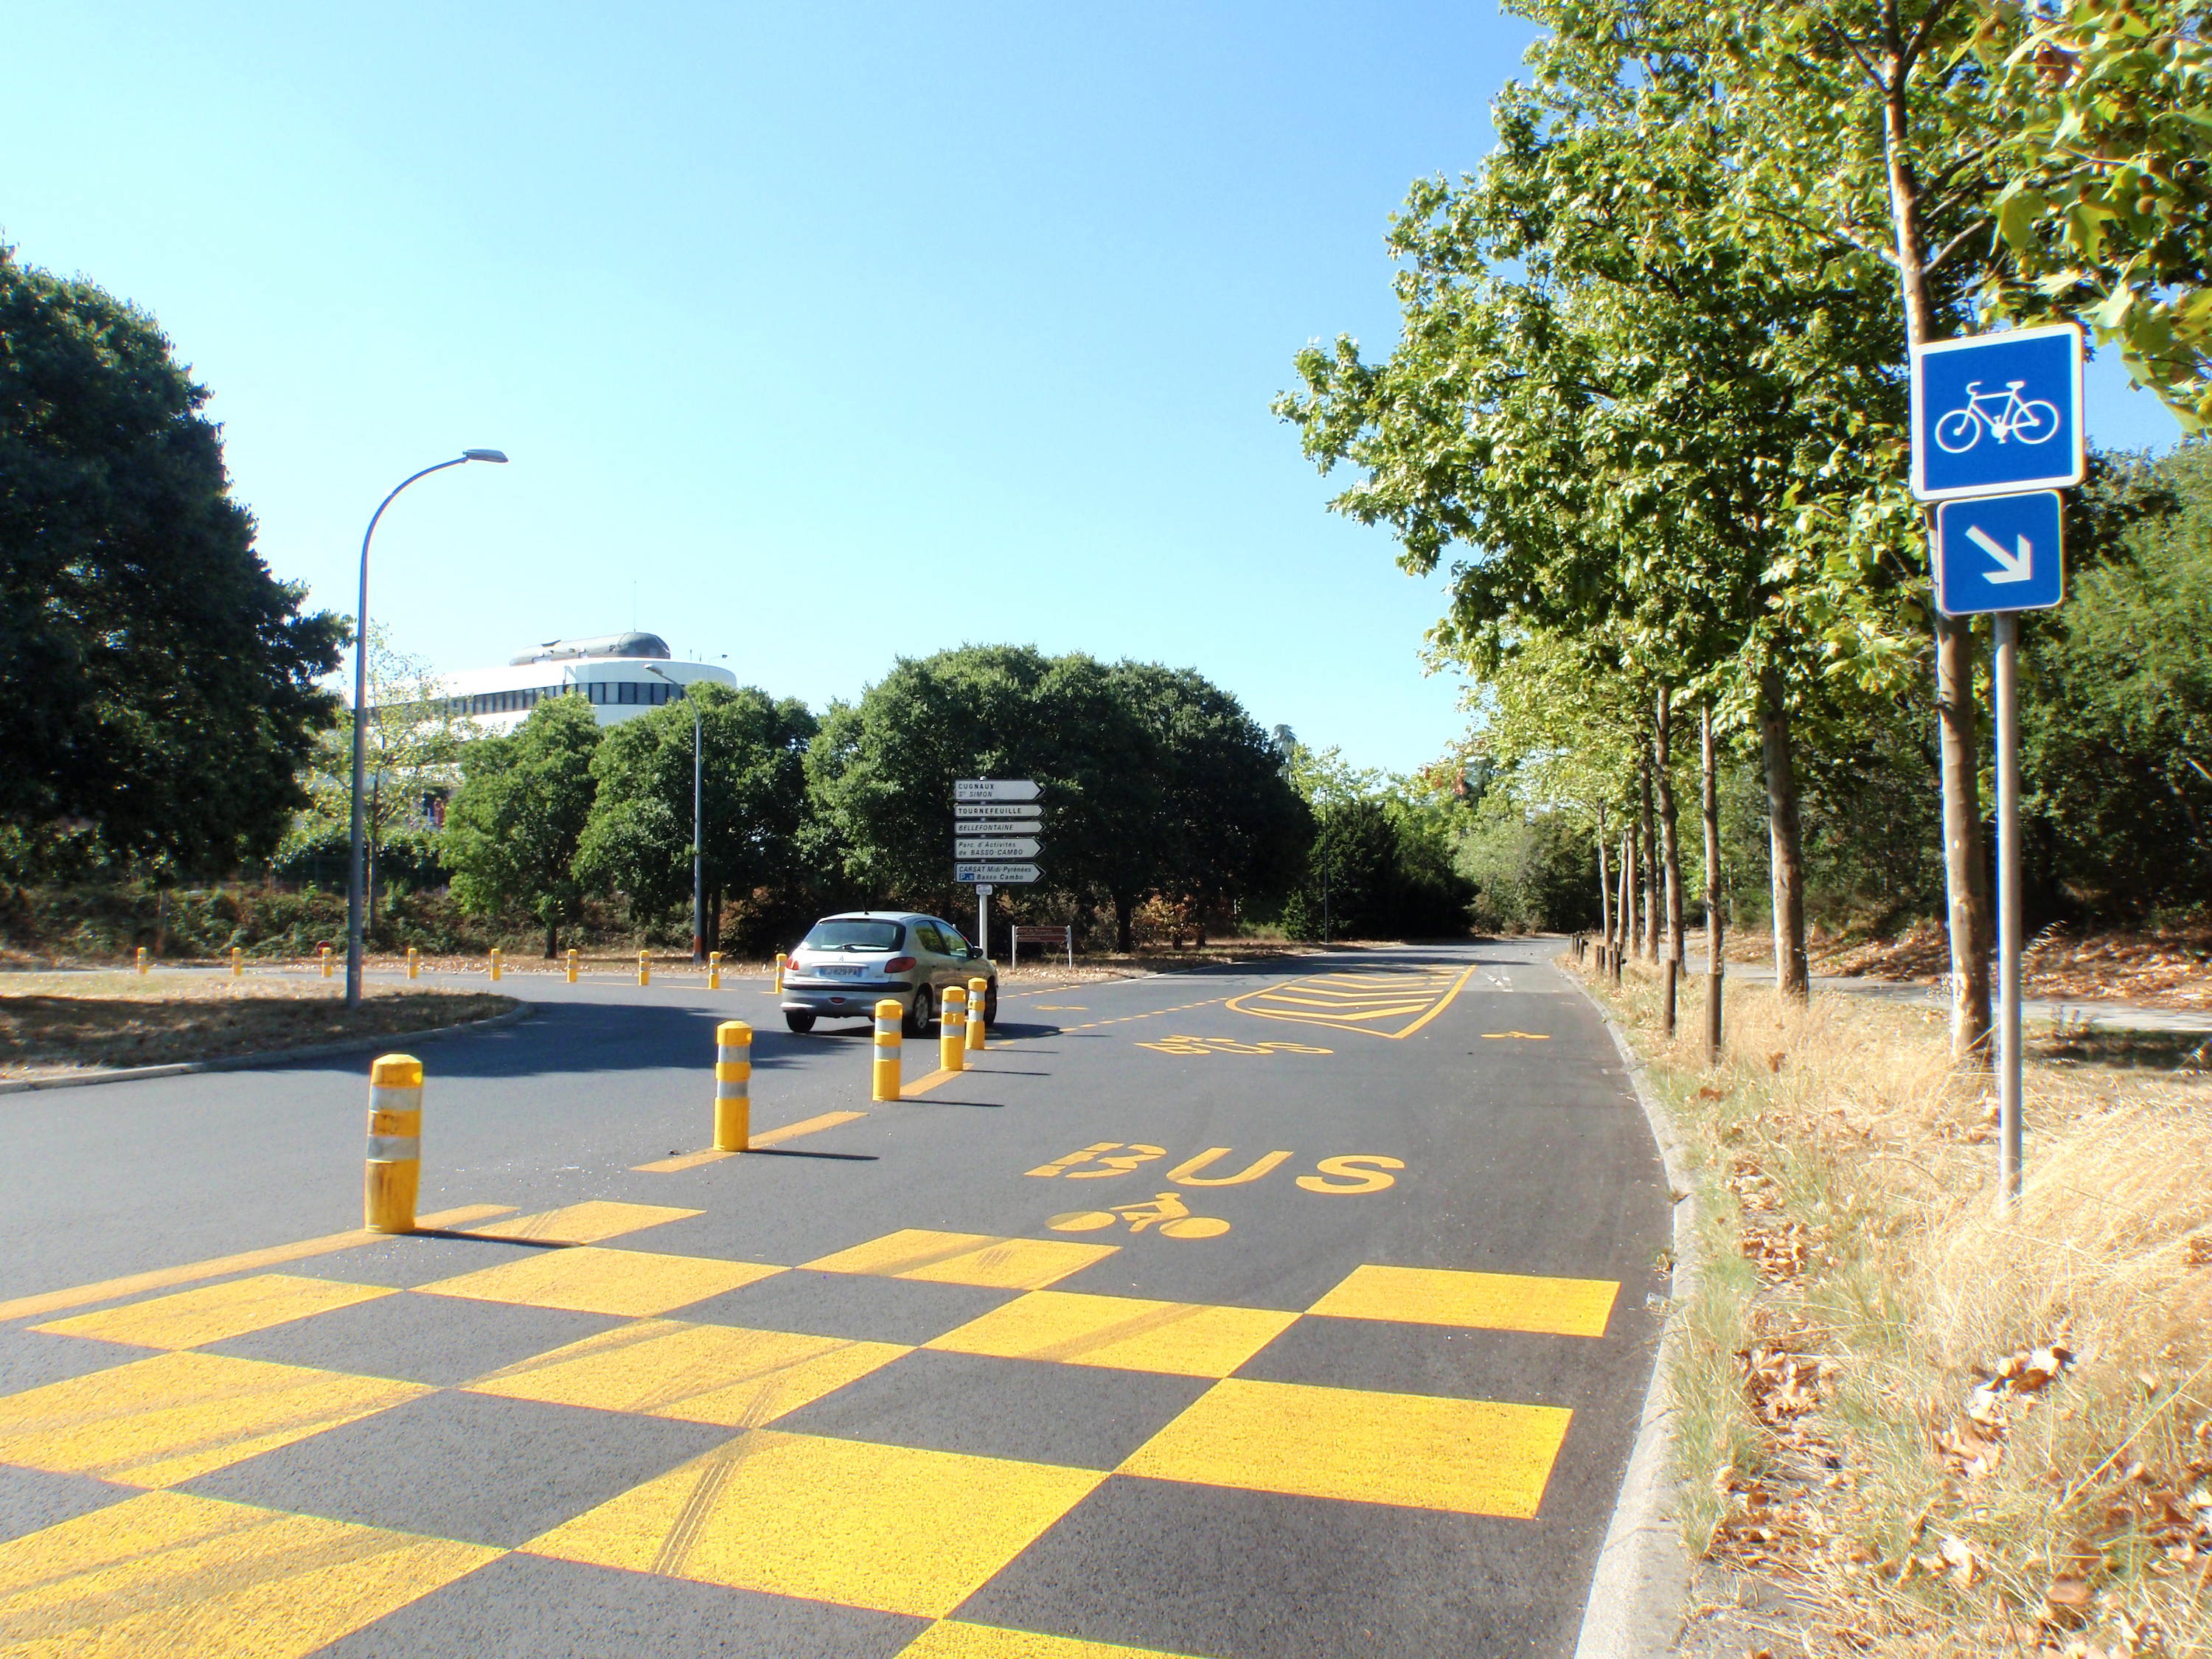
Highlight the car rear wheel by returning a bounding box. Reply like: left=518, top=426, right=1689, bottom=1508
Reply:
left=784, top=1011, right=816, bottom=1034
left=903, top=984, right=933, bottom=1037
left=984, top=985, right=998, bottom=1025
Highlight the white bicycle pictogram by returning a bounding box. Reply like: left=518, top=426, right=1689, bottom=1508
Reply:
left=1934, top=380, right=2062, bottom=453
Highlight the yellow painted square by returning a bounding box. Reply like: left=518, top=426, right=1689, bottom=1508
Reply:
left=416, top=1247, right=782, bottom=1317
left=0, top=1489, right=497, bottom=1656
left=900, top=1622, right=1202, bottom=1658
left=802, top=1228, right=1117, bottom=1290
left=926, top=1291, right=1295, bottom=1378
left=35, top=1273, right=395, bottom=1351
left=527, top=1430, right=1102, bottom=1618
left=469, top=1200, right=700, bottom=1244
left=467, top=1319, right=908, bottom=1426
left=0, top=1351, right=430, bottom=1488
left=1305, top=1264, right=1618, bottom=1338
left=1120, top=1377, right=1571, bottom=1518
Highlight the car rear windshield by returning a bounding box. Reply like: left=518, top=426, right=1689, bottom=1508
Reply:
left=801, top=919, right=905, bottom=952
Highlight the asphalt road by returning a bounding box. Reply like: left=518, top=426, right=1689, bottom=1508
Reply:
left=0, top=938, right=1671, bottom=1658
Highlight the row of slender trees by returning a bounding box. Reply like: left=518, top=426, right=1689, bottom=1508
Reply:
left=1281, top=0, right=2212, bottom=1061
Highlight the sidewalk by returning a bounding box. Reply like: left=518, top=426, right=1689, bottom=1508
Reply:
left=1682, top=953, right=2212, bottom=1035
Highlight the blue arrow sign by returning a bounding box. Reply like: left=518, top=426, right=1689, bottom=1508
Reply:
left=1934, top=491, right=2065, bottom=616
left=1910, top=322, right=2084, bottom=501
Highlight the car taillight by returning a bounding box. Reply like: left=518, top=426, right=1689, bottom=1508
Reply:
left=885, top=956, right=918, bottom=972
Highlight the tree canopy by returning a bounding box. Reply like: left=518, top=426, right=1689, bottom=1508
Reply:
left=0, top=246, right=344, bottom=876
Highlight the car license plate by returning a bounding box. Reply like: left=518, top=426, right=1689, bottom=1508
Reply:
left=816, top=965, right=868, bottom=978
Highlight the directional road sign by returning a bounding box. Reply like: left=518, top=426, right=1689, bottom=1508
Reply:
left=955, top=803, right=1043, bottom=822
left=955, top=837, right=1041, bottom=860
left=955, top=779, right=1040, bottom=803
left=956, top=861, right=1040, bottom=884
left=1934, top=490, right=2065, bottom=616
left=1910, top=322, right=2083, bottom=501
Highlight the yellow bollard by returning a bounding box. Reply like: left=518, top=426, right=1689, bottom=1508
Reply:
left=714, top=1020, right=751, bottom=1150
left=638, top=950, right=650, bottom=987
left=774, top=951, right=786, bottom=993
left=940, top=985, right=967, bottom=1074
left=230, top=947, right=243, bottom=978
left=566, top=948, right=578, bottom=984
left=364, top=1053, right=423, bottom=1234
left=136, top=947, right=149, bottom=975
left=321, top=946, right=333, bottom=979
left=967, top=976, right=989, bottom=1051
left=709, top=950, right=722, bottom=991
left=407, top=946, right=420, bottom=981
left=872, top=999, right=902, bottom=1100
left=490, top=948, right=503, bottom=983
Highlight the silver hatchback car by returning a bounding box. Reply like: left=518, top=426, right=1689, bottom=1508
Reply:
left=779, top=911, right=999, bottom=1036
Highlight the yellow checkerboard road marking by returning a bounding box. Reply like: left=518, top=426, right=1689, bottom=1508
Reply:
left=466, top=1320, right=908, bottom=1426
left=1306, top=1264, right=1618, bottom=1338
left=0, top=1351, right=429, bottom=1488
left=526, top=1430, right=1104, bottom=1619
left=1119, top=1377, right=1572, bottom=1519
left=0, top=1489, right=497, bottom=1658
left=417, top=1247, right=783, bottom=1318
left=926, top=1290, right=1295, bottom=1378
left=802, top=1228, right=1118, bottom=1290
left=899, top=1621, right=1203, bottom=1657
left=35, top=1273, right=395, bottom=1351
left=467, top=1200, right=699, bottom=1244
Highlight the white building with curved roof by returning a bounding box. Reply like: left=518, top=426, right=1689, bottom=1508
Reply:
left=430, top=632, right=737, bottom=734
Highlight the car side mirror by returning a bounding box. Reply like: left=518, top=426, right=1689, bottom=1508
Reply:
left=968, top=947, right=984, bottom=959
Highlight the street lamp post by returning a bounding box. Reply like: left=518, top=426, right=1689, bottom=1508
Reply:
left=346, top=450, right=507, bottom=1009
left=647, top=666, right=705, bottom=965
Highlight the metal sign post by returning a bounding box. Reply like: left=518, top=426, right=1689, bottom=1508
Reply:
left=1913, top=323, right=2080, bottom=1214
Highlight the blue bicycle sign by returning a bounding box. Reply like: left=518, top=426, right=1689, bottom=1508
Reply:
left=1910, top=322, right=2083, bottom=501
left=1933, top=380, right=2062, bottom=453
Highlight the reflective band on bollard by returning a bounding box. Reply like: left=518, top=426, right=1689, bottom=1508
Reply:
left=714, top=1020, right=751, bottom=1151
left=966, top=976, right=988, bottom=1051
left=774, top=952, right=787, bottom=993
left=364, top=1052, right=423, bottom=1234
left=407, top=947, right=421, bottom=981
left=566, top=949, right=578, bottom=984
left=872, top=999, right=902, bottom=1101
left=709, top=951, right=723, bottom=991
left=940, top=986, right=967, bottom=1074
left=639, top=950, right=650, bottom=987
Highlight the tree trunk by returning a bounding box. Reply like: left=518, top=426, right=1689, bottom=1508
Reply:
left=1639, top=761, right=1658, bottom=961
left=1595, top=814, right=1613, bottom=957
left=544, top=917, right=558, bottom=960
left=1114, top=894, right=1135, bottom=953
left=1702, top=702, right=1722, bottom=969
left=1616, top=830, right=1633, bottom=967
left=1654, top=686, right=1684, bottom=965
left=1877, top=21, right=1992, bottom=1064
left=1757, top=666, right=1809, bottom=999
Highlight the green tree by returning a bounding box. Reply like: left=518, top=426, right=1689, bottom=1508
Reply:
left=575, top=684, right=817, bottom=948
left=442, top=695, right=603, bottom=956
left=0, top=246, right=344, bottom=872
left=282, top=623, right=473, bottom=922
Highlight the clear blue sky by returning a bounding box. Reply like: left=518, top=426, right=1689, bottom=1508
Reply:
left=4, top=3, right=2182, bottom=773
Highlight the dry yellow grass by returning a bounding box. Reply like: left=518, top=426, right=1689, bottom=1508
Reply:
left=0, top=973, right=513, bottom=1079
left=1575, top=953, right=2212, bottom=1658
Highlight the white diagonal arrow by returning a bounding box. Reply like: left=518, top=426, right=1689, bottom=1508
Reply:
left=1966, top=524, right=2035, bottom=584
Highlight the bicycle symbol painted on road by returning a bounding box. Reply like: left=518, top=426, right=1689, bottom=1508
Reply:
left=1933, top=380, right=2062, bottom=453
left=1047, top=1190, right=1231, bottom=1241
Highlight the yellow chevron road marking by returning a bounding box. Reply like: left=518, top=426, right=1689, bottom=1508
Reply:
left=1226, top=963, right=1478, bottom=1040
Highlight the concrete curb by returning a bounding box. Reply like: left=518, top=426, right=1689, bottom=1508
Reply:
left=1567, top=964, right=1700, bottom=1659
left=0, top=1001, right=534, bottom=1098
